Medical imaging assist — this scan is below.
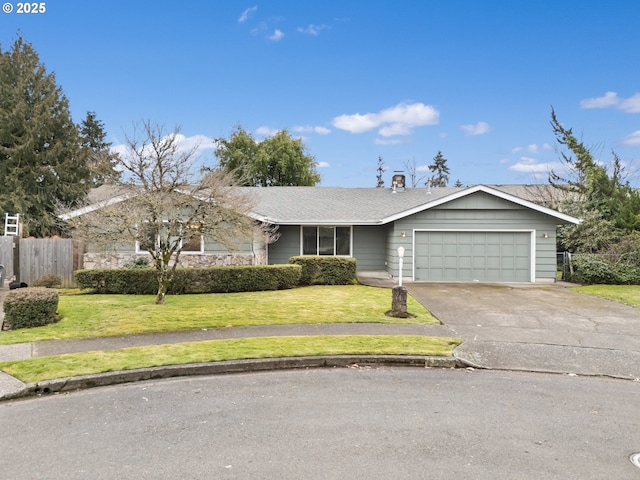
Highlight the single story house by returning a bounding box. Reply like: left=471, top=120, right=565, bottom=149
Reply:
left=65, top=181, right=581, bottom=283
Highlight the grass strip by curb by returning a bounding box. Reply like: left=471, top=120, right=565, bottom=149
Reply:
left=0, top=335, right=462, bottom=383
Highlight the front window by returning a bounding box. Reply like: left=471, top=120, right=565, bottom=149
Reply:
left=181, top=223, right=203, bottom=253
left=136, top=222, right=203, bottom=253
left=302, top=226, right=351, bottom=256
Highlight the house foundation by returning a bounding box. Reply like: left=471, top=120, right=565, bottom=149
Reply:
left=82, top=252, right=267, bottom=270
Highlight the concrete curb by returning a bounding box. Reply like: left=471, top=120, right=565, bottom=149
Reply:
left=1, top=355, right=463, bottom=401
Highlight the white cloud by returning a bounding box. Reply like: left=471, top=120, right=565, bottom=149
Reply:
left=332, top=102, right=439, bottom=137
left=172, top=134, right=218, bottom=157
left=317, top=161, right=330, bottom=168
left=580, top=91, right=640, bottom=113
left=255, top=126, right=279, bottom=137
left=269, top=29, right=284, bottom=41
left=580, top=91, right=619, bottom=109
left=508, top=157, right=562, bottom=174
left=460, top=121, right=491, bottom=136
left=110, top=133, right=218, bottom=168
left=512, top=143, right=553, bottom=155
left=292, top=125, right=331, bottom=135
left=238, top=6, right=257, bottom=23
left=373, top=137, right=405, bottom=145
left=415, top=165, right=431, bottom=172
left=620, top=93, right=640, bottom=113
left=297, top=24, right=330, bottom=36
left=527, top=143, right=552, bottom=153
left=622, top=130, right=640, bottom=146
left=378, top=123, right=412, bottom=137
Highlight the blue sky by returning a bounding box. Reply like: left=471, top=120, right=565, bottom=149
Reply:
left=2, top=0, right=640, bottom=187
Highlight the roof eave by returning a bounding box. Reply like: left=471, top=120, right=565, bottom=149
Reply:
left=379, top=184, right=582, bottom=224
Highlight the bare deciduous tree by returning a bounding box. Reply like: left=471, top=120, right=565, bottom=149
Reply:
left=402, top=157, right=428, bottom=188
left=63, top=120, right=276, bottom=304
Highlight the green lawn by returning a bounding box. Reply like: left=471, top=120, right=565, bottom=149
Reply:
left=0, top=285, right=457, bottom=383
left=0, top=285, right=438, bottom=345
left=572, top=284, right=640, bottom=307
left=0, top=335, right=462, bottom=383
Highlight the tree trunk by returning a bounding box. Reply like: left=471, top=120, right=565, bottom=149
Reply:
left=155, top=263, right=170, bottom=305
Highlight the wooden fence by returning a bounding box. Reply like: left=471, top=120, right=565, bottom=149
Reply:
left=0, top=237, right=76, bottom=288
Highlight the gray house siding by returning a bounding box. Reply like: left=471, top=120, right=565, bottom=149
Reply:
left=267, top=224, right=388, bottom=271
left=267, top=225, right=300, bottom=265
left=385, top=192, right=561, bottom=282
left=352, top=225, right=388, bottom=270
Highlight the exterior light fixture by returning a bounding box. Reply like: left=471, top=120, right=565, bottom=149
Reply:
left=542, top=232, right=549, bottom=239
left=401, top=231, right=406, bottom=238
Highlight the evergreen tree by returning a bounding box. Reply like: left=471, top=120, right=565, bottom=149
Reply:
left=549, top=108, right=640, bottom=253
left=428, top=151, right=450, bottom=187
left=80, top=111, right=121, bottom=186
left=454, top=179, right=463, bottom=187
left=376, top=156, right=385, bottom=187
left=549, top=108, right=640, bottom=233
left=0, top=36, right=90, bottom=236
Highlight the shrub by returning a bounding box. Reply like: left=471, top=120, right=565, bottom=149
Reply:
left=123, top=257, right=152, bottom=269
left=289, top=256, right=357, bottom=285
left=570, top=255, right=617, bottom=284
left=74, top=264, right=302, bottom=294
left=74, top=268, right=158, bottom=294
left=32, top=273, right=63, bottom=288
left=3, top=287, right=59, bottom=330
left=613, top=263, right=640, bottom=285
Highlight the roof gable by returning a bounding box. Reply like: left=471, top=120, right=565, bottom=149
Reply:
left=380, top=185, right=580, bottom=224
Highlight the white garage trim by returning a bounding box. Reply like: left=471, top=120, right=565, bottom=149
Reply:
left=411, top=229, right=536, bottom=283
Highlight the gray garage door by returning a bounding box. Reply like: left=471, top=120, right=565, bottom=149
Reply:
left=414, top=231, right=531, bottom=282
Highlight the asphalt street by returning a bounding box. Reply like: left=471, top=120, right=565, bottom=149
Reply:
left=1, top=368, right=640, bottom=479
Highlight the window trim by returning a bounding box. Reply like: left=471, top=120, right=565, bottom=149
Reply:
left=299, top=225, right=353, bottom=257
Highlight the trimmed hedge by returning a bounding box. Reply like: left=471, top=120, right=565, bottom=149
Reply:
left=74, top=264, right=302, bottom=294
left=289, top=256, right=357, bottom=285
left=3, top=287, right=59, bottom=330
left=32, top=274, right=63, bottom=288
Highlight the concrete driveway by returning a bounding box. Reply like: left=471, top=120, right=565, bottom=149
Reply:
left=407, top=283, right=640, bottom=379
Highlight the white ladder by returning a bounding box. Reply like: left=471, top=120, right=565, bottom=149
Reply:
left=4, top=213, right=19, bottom=236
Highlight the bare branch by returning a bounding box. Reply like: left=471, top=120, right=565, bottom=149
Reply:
left=63, top=120, right=269, bottom=304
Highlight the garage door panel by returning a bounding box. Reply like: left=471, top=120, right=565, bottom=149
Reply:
left=415, top=231, right=531, bottom=282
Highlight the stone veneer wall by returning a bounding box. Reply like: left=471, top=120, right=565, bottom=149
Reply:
left=82, top=251, right=267, bottom=270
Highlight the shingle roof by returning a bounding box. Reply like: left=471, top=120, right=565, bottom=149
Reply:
left=62, top=183, right=580, bottom=225
left=247, top=184, right=580, bottom=225
left=246, top=186, right=460, bottom=224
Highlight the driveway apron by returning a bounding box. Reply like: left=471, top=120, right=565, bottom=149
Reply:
left=407, top=283, right=640, bottom=379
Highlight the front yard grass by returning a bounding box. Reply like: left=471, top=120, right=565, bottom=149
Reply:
left=0, top=335, right=462, bottom=383
left=0, top=285, right=438, bottom=345
left=572, top=284, right=640, bottom=308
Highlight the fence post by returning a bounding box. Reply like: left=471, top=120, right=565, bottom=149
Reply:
left=12, top=236, right=20, bottom=282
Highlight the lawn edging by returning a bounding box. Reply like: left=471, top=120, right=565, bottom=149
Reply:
left=2, top=355, right=464, bottom=401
